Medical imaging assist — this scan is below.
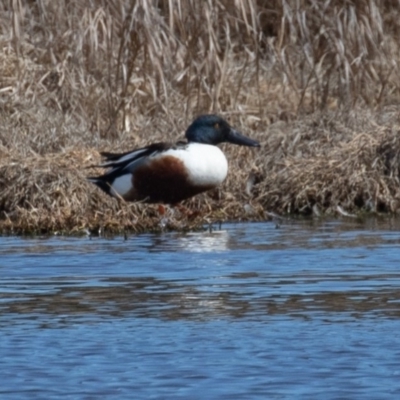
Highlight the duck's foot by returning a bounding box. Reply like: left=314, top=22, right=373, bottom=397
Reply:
left=158, top=204, right=188, bottom=229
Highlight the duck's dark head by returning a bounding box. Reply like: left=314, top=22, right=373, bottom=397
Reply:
left=185, top=115, right=260, bottom=147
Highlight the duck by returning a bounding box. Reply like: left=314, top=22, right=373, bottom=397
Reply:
left=87, top=114, right=260, bottom=204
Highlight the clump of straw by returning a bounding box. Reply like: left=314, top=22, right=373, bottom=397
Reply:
left=1, top=1, right=400, bottom=234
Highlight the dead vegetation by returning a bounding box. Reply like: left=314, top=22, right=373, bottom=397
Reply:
left=1, top=0, right=400, bottom=234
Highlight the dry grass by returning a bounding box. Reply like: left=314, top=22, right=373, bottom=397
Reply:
left=1, top=0, right=400, bottom=234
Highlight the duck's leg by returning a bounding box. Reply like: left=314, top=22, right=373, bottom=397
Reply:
left=157, top=204, right=184, bottom=228
left=157, top=203, right=200, bottom=229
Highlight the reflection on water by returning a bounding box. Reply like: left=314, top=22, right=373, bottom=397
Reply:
left=3, top=275, right=400, bottom=322
left=2, top=219, right=400, bottom=322
left=2, top=219, right=400, bottom=398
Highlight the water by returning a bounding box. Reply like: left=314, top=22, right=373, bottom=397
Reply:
left=1, top=219, right=400, bottom=398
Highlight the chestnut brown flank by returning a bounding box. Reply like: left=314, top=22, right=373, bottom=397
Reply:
left=124, top=155, right=215, bottom=204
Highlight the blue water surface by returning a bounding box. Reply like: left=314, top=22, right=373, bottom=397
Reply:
left=1, top=219, right=400, bottom=399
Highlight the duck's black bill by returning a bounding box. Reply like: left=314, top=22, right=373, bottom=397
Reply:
left=227, top=129, right=260, bottom=147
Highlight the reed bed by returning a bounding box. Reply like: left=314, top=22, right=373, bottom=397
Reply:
left=1, top=0, right=400, bottom=234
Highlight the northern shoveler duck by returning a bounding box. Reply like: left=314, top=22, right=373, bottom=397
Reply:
left=88, top=114, right=260, bottom=204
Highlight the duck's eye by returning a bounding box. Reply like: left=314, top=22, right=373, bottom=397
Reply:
left=214, top=123, right=220, bottom=129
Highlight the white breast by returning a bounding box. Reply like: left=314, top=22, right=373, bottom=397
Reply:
left=154, top=143, right=228, bottom=187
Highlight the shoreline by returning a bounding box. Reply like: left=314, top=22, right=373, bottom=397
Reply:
left=2, top=110, right=400, bottom=235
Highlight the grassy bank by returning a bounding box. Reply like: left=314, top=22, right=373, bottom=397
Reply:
left=1, top=0, right=400, bottom=234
